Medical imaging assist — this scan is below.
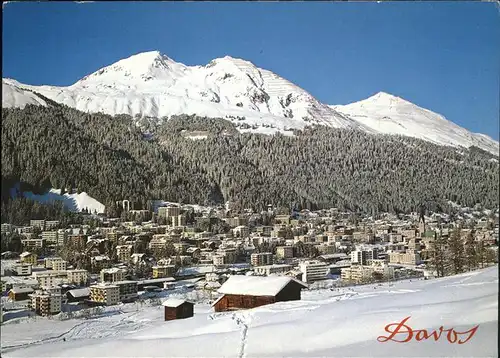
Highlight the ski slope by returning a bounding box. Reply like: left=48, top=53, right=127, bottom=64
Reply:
left=22, top=188, right=105, bottom=214
left=1, top=266, right=497, bottom=357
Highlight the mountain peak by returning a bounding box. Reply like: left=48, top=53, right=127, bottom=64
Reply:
left=76, top=50, right=180, bottom=84
left=369, top=91, right=408, bottom=103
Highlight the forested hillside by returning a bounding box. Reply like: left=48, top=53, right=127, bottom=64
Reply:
left=1, top=102, right=498, bottom=218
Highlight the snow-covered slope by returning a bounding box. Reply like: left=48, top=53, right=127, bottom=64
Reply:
left=2, top=51, right=498, bottom=155
left=2, top=51, right=364, bottom=136
left=2, top=80, right=47, bottom=109
left=22, top=188, right=105, bottom=214
left=1, top=266, right=497, bottom=357
left=331, top=92, right=499, bottom=155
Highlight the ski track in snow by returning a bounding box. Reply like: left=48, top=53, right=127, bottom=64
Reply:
left=1, top=266, right=498, bottom=357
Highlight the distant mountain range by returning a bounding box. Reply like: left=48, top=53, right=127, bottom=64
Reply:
left=2, top=50, right=498, bottom=155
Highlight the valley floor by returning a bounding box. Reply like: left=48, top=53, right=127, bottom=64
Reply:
left=1, top=266, right=498, bottom=357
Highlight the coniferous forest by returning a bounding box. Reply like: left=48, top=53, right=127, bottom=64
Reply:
left=1, top=100, right=498, bottom=223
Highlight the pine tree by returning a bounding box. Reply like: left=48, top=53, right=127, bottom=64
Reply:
left=448, top=227, right=465, bottom=274
left=464, top=231, right=477, bottom=271
left=429, top=233, right=447, bottom=277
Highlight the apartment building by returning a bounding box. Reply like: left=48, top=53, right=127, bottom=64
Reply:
left=299, top=261, right=329, bottom=283
left=149, top=235, right=168, bottom=250
left=44, top=257, right=64, bottom=269
left=341, top=265, right=373, bottom=284
left=1, top=223, right=14, bottom=233
left=20, top=252, right=37, bottom=265
left=152, top=265, right=175, bottom=278
left=350, top=249, right=378, bottom=266
left=114, top=281, right=139, bottom=302
left=30, top=220, right=46, bottom=230
left=276, top=246, right=294, bottom=259
left=66, top=269, right=89, bottom=286
left=217, top=248, right=237, bottom=264
left=233, top=225, right=250, bottom=238
left=41, top=231, right=59, bottom=245
left=100, top=268, right=125, bottom=283
left=341, top=261, right=395, bottom=284
left=116, top=245, right=133, bottom=262
left=29, top=290, right=62, bottom=316
left=169, top=214, right=185, bottom=227
left=254, top=264, right=292, bottom=276
left=21, top=238, right=45, bottom=250
left=53, top=260, right=67, bottom=271
left=251, top=252, right=273, bottom=266
left=45, top=220, right=60, bottom=230
left=158, top=206, right=181, bottom=219
left=91, top=256, right=111, bottom=272
left=89, top=284, right=120, bottom=306
left=225, top=216, right=248, bottom=228
left=68, top=235, right=87, bottom=249
left=212, top=255, right=226, bottom=266
left=33, top=271, right=64, bottom=288
left=14, top=264, right=32, bottom=276
left=389, top=250, right=422, bottom=266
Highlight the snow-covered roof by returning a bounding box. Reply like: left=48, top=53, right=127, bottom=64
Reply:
left=67, top=288, right=91, bottom=298
left=9, top=287, right=34, bottom=294
left=161, top=298, right=192, bottom=308
left=218, top=275, right=307, bottom=297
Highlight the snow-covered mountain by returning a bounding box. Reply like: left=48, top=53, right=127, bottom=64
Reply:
left=331, top=92, right=499, bottom=155
left=2, top=80, right=47, bottom=109
left=2, top=50, right=498, bottom=155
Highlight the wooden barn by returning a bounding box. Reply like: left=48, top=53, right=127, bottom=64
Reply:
left=212, top=275, right=308, bottom=312
left=162, top=298, right=194, bottom=321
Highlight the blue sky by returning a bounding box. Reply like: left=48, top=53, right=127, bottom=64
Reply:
left=2, top=1, right=499, bottom=140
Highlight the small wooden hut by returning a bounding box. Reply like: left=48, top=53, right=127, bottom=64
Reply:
left=162, top=298, right=194, bottom=321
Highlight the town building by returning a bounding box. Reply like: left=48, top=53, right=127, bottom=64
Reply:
left=33, top=271, right=64, bottom=288
left=66, top=269, right=89, bottom=286
left=116, top=245, right=133, bottom=262
left=41, top=231, right=59, bottom=246
left=152, top=265, right=176, bottom=278
left=276, top=246, right=294, bottom=259
left=114, top=281, right=139, bottom=302
left=30, top=220, right=46, bottom=230
left=28, top=290, right=62, bottom=316
left=251, top=252, right=273, bottom=266
left=350, top=249, right=378, bottom=265
left=389, top=250, right=422, bottom=266
left=45, top=220, right=60, bottom=230
left=14, top=264, right=32, bottom=276
left=100, top=268, right=126, bottom=283
left=89, top=284, right=120, bottom=306
left=254, top=264, right=292, bottom=276
left=298, top=261, right=329, bottom=283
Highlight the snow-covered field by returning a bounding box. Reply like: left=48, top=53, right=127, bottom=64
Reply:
left=22, top=188, right=105, bottom=214
left=2, top=266, right=497, bottom=357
